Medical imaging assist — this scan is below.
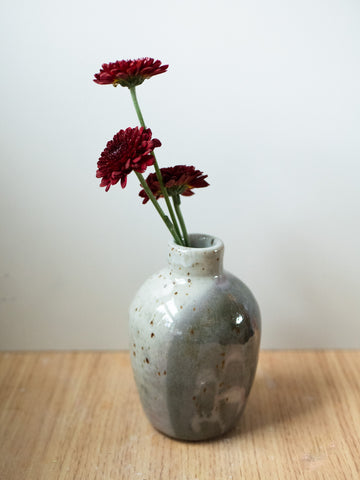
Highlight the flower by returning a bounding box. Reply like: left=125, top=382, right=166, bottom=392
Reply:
left=139, top=165, right=209, bottom=204
left=96, top=127, right=161, bottom=191
left=93, top=58, right=168, bottom=88
left=94, top=57, right=209, bottom=246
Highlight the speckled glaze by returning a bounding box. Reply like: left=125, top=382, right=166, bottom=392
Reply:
left=129, top=233, right=261, bottom=441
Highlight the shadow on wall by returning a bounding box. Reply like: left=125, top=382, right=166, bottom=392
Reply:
left=262, top=231, right=359, bottom=349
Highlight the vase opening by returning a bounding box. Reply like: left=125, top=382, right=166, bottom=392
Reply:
left=168, top=234, right=224, bottom=277
left=176, top=233, right=222, bottom=250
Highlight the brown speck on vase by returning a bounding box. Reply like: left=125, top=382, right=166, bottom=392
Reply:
left=219, top=382, right=224, bottom=387
left=217, top=257, right=219, bottom=261
left=157, top=372, right=161, bottom=376
left=141, top=346, right=144, bottom=350
left=151, top=333, right=155, bottom=338
left=163, top=370, right=167, bottom=375
left=188, top=278, right=191, bottom=283
left=220, top=352, right=225, bottom=356
left=133, top=343, right=136, bottom=347
left=232, top=326, right=241, bottom=335
left=145, top=358, right=150, bottom=364
left=202, top=267, right=205, bottom=271
left=193, top=307, right=196, bottom=311
left=133, top=351, right=136, bottom=357
left=135, top=307, right=138, bottom=311
left=174, top=292, right=178, bottom=295
left=192, top=396, right=196, bottom=400
left=187, top=272, right=190, bottom=276
left=190, top=329, right=194, bottom=335
left=150, top=320, right=154, bottom=325
left=203, top=387, right=207, bottom=393
left=180, top=305, right=183, bottom=309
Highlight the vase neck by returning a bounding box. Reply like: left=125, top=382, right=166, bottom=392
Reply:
left=167, top=234, right=224, bottom=277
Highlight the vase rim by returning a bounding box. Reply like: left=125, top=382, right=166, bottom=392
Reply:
left=169, top=233, right=223, bottom=251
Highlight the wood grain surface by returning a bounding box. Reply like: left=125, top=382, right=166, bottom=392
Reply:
left=0, top=351, right=359, bottom=479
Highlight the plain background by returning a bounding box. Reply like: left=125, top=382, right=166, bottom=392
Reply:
left=0, top=0, right=359, bottom=350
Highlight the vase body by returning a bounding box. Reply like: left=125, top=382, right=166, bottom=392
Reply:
left=128, top=234, right=261, bottom=441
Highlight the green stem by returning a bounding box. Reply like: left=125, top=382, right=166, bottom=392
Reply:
left=130, top=87, right=146, bottom=128
left=173, top=195, right=190, bottom=247
left=135, top=172, right=182, bottom=245
left=129, top=86, right=183, bottom=244
left=152, top=161, right=183, bottom=242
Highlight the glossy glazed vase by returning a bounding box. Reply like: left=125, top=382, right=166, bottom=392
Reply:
left=129, top=233, right=261, bottom=441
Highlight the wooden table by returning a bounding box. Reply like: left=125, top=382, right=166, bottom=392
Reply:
left=0, top=351, right=359, bottom=479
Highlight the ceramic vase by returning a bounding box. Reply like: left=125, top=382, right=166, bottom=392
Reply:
left=129, top=233, right=261, bottom=441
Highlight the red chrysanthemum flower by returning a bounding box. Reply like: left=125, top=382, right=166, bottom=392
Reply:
left=93, top=58, right=168, bottom=88
left=139, top=165, right=209, bottom=204
left=96, top=127, right=161, bottom=191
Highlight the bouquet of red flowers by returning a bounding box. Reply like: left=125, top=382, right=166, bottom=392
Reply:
left=93, top=58, right=209, bottom=246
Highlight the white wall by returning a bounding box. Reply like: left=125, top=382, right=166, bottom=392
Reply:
left=1, top=0, right=359, bottom=350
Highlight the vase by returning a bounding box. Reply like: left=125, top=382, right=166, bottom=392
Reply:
left=128, top=233, right=261, bottom=441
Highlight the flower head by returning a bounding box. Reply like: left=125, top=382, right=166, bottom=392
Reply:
left=96, top=127, right=161, bottom=191
left=139, top=165, right=209, bottom=204
left=93, top=58, right=168, bottom=88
